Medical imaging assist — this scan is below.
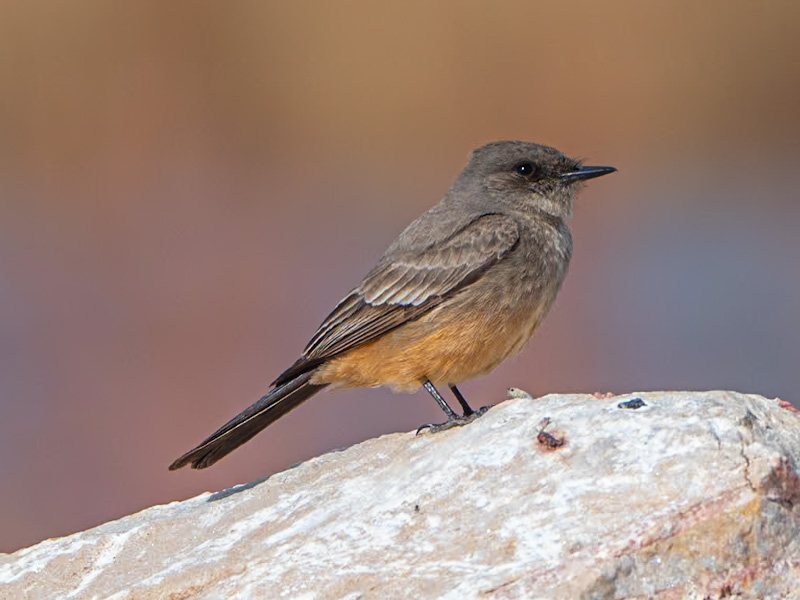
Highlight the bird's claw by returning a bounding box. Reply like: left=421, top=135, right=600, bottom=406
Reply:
left=416, top=405, right=491, bottom=435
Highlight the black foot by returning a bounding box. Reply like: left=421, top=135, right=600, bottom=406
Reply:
left=416, top=405, right=491, bottom=435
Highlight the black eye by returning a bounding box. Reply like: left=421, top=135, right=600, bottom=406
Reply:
left=515, top=162, right=535, bottom=176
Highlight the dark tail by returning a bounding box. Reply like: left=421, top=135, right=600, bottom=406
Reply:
left=169, top=372, right=327, bottom=470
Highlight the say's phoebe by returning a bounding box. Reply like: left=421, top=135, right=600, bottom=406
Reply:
left=169, top=141, right=616, bottom=470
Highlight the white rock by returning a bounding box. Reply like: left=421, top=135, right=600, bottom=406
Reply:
left=1, top=391, right=799, bottom=599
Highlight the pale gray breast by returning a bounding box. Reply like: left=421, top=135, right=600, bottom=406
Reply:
left=456, top=214, right=572, bottom=357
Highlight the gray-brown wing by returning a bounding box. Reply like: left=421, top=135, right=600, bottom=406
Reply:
left=272, top=213, right=519, bottom=385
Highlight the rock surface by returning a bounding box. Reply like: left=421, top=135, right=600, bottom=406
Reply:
left=2, top=391, right=800, bottom=599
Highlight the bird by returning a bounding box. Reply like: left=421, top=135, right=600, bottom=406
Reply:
left=169, top=140, right=616, bottom=470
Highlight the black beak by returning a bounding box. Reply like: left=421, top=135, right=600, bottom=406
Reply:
left=560, top=165, right=617, bottom=183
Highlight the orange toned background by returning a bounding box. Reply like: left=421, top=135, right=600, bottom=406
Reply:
left=1, top=1, right=799, bottom=553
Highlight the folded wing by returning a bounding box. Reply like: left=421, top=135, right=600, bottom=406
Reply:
left=273, top=213, right=519, bottom=385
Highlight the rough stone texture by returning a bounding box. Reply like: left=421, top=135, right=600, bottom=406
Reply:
left=2, top=391, right=800, bottom=599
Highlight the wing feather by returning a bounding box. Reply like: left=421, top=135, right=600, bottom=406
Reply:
left=273, top=213, right=519, bottom=386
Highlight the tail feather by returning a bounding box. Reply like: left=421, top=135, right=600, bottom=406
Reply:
left=169, top=372, right=327, bottom=470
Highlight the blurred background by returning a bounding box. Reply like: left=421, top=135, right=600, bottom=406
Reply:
left=1, top=0, right=799, bottom=553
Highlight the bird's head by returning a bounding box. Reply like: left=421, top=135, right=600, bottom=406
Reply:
left=456, top=141, right=616, bottom=219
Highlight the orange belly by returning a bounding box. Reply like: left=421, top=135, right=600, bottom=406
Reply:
left=311, top=298, right=545, bottom=392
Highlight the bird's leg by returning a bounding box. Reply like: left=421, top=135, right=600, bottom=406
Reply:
left=450, top=384, right=492, bottom=420
left=422, top=380, right=458, bottom=419
left=449, top=384, right=475, bottom=416
left=416, top=380, right=491, bottom=435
